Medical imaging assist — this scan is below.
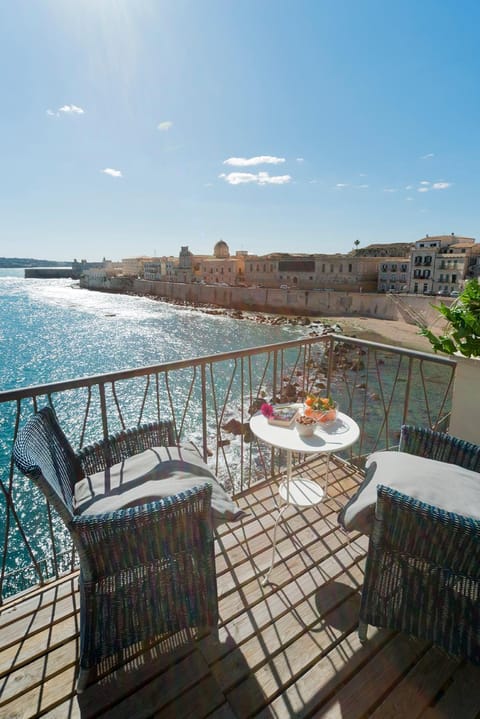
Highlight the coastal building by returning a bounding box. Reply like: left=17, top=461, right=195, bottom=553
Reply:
left=466, top=244, right=480, bottom=280
left=192, top=241, right=247, bottom=285
left=71, top=259, right=105, bottom=278
left=377, top=259, right=410, bottom=293
left=407, top=234, right=476, bottom=294
left=143, top=257, right=177, bottom=281
left=121, top=256, right=156, bottom=277
left=243, top=253, right=380, bottom=292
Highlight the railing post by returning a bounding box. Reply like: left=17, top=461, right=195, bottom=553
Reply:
left=99, top=383, right=109, bottom=440
left=273, top=349, right=278, bottom=400
left=326, top=335, right=335, bottom=397
left=402, top=358, right=413, bottom=427
left=201, top=363, right=208, bottom=462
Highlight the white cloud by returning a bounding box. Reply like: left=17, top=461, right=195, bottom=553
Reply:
left=335, top=183, right=348, bottom=189
left=157, top=121, right=173, bottom=131
left=406, top=197, right=414, bottom=201
left=101, top=168, right=123, bottom=178
left=223, top=156, right=286, bottom=167
left=296, top=157, right=304, bottom=163
left=357, top=184, right=369, bottom=189
left=47, top=104, right=85, bottom=117
left=418, top=187, right=429, bottom=193
left=420, top=180, right=430, bottom=185
left=219, top=171, right=291, bottom=185
left=421, top=153, right=435, bottom=159
left=405, top=185, right=413, bottom=190
left=383, top=188, right=397, bottom=193
left=432, top=181, right=452, bottom=190
left=59, top=104, right=84, bottom=114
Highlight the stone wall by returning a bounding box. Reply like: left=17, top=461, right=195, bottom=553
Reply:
left=128, top=279, right=447, bottom=326
left=80, top=274, right=447, bottom=326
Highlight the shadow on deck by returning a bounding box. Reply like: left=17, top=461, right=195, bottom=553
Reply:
left=1, top=456, right=480, bottom=718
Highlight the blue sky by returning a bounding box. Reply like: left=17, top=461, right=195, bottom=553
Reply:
left=1, top=0, right=479, bottom=262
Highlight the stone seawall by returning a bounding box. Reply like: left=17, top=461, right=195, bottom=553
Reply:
left=25, top=268, right=74, bottom=279
left=80, top=275, right=446, bottom=327
left=133, top=279, right=447, bottom=326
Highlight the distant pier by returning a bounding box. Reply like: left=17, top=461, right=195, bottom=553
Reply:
left=24, top=267, right=75, bottom=279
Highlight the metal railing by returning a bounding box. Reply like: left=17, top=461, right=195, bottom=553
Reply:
left=0, top=334, right=455, bottom=602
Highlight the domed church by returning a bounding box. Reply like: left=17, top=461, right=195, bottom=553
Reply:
left=213, top=240, right=230, bottom=259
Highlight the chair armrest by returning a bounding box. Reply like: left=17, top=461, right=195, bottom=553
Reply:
left=70, top=483, right=213, bottom=581
left=400, top=425, right=480, bottom=472
left=76, top=420, right=176, bottom=476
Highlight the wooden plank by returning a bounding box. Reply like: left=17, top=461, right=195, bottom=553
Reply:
left=310, top=634, right=430, bottom=719
left=202, top=704, right=237, bottom=719
left=42, top=696, right=80, bottom=719
left=201, top=545, right=367, bottom=671
left=0, top=573, right=78, bottom=629
left=90, top=648, right=212, bottom=719
left=152, top=674, right=227, bottom=719
left=420, top=661, right=480, bottom=719
left=0, top=612, right=78, bottom=677
left=209, top=564, right=367, bottom=693
left=0, top=591, right=77, bottom=654
left=0, top=641, right=77, bottom=706
left=214, top=481, right=351, bottom=578
left=0, top=662, right=78, bottom=719
left=224, top=594, right=368, bottom=717
left=217, top=521, right=366, bottom=624
left=255, top=627, right=389, bottom=719
left=369, top=646, right=460, bottom=719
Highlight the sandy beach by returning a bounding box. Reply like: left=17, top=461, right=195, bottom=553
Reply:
left=320, top=315, right=437, bottom=353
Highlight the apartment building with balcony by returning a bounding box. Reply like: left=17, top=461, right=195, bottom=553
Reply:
left=408, top=234, right=476, bottom=294
left=377, top=259, right=411, bottom=292
left=143, top=257, right=172, bottom=281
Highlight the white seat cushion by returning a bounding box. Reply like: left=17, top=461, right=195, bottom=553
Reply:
left=74, top=443, right=247, bottom=525
left=338, top=450, right=480, bottom=534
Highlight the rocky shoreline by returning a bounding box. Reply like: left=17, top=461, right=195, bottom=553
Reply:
left=140, top=291, right=344, bottom=336
left=131, top=288, right=433, bottom=352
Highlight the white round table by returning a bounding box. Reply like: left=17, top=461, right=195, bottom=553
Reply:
left=250, top=406, right=360, bottom=584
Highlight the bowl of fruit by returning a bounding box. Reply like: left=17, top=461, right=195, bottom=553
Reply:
left=304, top=395, right=338, bottom=423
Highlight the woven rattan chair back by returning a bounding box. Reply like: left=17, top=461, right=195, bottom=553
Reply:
left=13, top=406, right=81, bottom=523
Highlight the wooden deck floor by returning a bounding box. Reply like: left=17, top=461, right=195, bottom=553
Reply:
left=2, top=456, right=480, bottom=719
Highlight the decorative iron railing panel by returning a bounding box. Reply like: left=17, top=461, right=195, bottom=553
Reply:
left=0, top=334, right=454, bottom=601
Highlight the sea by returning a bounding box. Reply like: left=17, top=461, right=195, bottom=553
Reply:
left=0, top=268, right=301, bottom=392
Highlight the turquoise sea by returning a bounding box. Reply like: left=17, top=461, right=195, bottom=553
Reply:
left=0, top=268, right=299, bottom=392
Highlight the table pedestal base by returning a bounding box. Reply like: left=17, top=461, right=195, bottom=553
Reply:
left=262, top=477, right=325, bottom=586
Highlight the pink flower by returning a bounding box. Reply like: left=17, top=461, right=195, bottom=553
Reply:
left=261, top=402, right=274, bottom=418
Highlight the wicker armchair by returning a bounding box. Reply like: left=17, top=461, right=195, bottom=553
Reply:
left=358, top=425, right=480, bottom=664
left=13, top=407, right=218, bottom=691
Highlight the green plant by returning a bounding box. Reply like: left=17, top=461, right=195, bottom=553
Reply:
left=420, top=279, right=480, bottom=357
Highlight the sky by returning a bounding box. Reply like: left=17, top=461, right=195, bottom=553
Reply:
left=1, top=0, right=480, bottom=262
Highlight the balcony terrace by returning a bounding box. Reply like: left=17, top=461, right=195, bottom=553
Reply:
left=1, top=334, right=478, bottom=718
